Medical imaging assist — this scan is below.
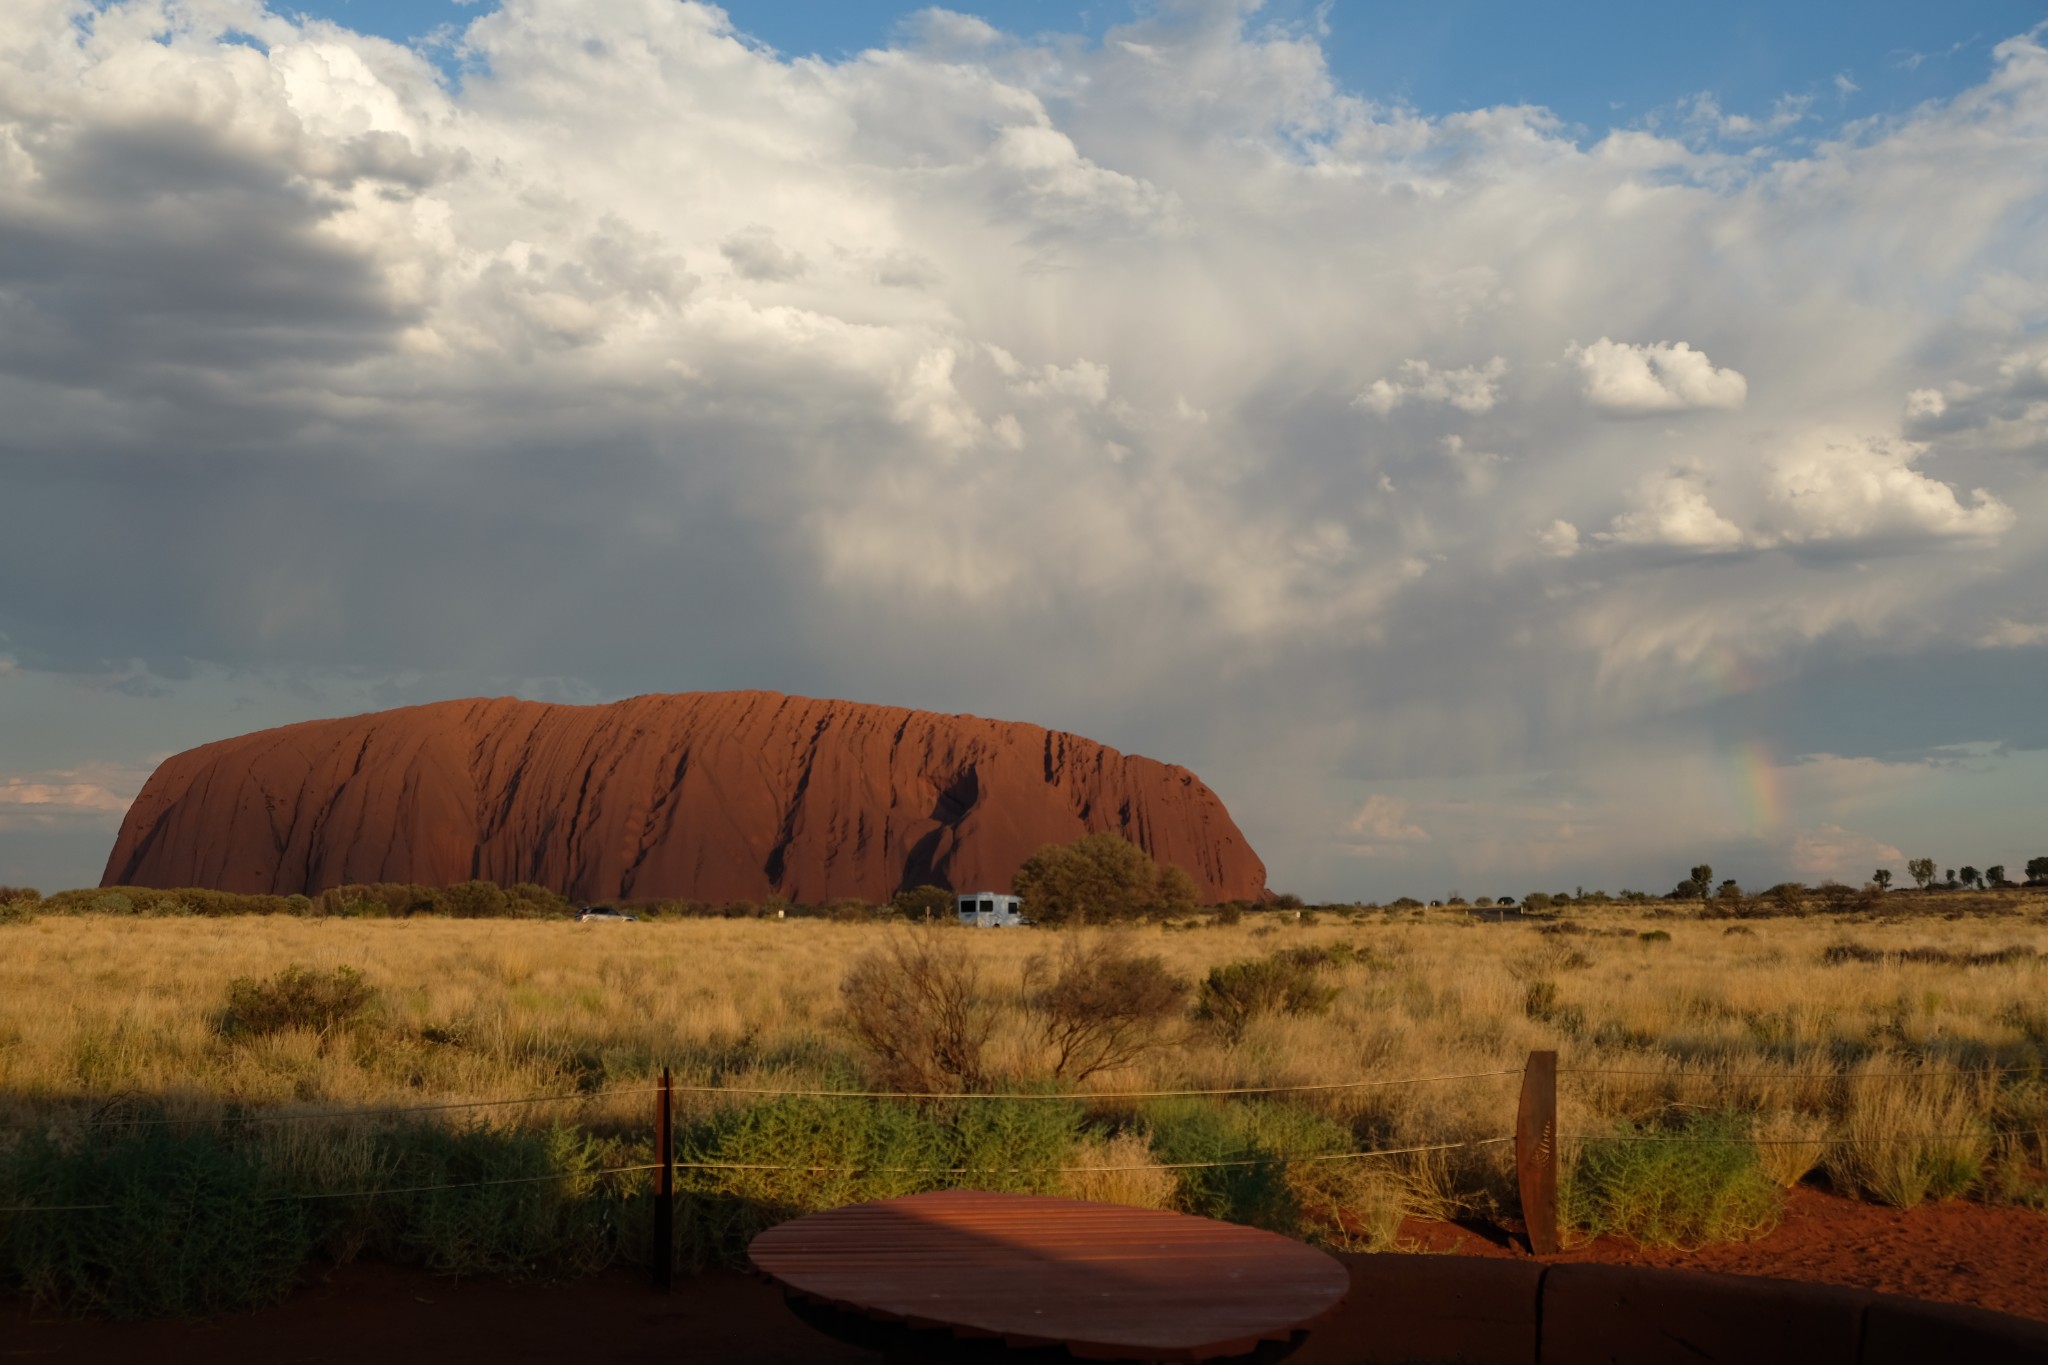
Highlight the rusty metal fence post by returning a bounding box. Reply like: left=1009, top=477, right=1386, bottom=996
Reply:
left=654, top=1065, right=674, bottom=1291
left=1515, top=1050, right=1560, bottom=1255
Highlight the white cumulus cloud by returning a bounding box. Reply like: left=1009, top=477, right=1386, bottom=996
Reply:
left=1601, top=467, right=1747, bottom=551
left=1762, top=434, right=2017, bottom=545
left=1569, top=338, right=1748, bottom=416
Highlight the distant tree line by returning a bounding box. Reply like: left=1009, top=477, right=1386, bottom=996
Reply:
left=6, top=841, right=2043, bottom=927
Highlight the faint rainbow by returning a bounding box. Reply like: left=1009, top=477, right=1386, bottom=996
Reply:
left=1696, top=649, right=1783, bottom=838
left=1731, top=739, right=1784, bottom=838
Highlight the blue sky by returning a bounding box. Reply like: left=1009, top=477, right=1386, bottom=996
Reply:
left=300, top=0, right=2048, bottom=135
left=2, top=0, right=2046, bottom=900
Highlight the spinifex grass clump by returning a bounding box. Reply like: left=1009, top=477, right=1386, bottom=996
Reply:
left=0, top=1119, right=651, bottom=1317
left=365, top=1123, right=633, bottom=1279
left=672, top=1094, right=1085, bottom=1266
left=1564, top=1114, right=1782, bottom=1248
left=0, top=1127, right=313, bottom=1319
left=1825, top=1057, right=1990, bottom=1207
left=1143, top=1098, right=1351, bottom=1235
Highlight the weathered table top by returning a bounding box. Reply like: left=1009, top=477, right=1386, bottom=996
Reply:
left=748, top=1189, right=1351, bottom=1362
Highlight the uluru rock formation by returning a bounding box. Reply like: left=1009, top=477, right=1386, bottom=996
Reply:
left=102, top=692, right=1268, bottom=904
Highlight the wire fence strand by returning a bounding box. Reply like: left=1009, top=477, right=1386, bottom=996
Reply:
left=22, top=1056, right=2026, bottom=1133
left=0, top=1162, right=670, bottom=1216
left=18, top=1068, right=1525, bottom=1131
left=1562, top=1125, right=2048, bottom=1148
left=0, top=1140, right=1517, bottom=1215
left=671, top=1136, right=1514, bottom=1178
left=665, top=1068, right=1524, bottom=1102
left=1563, top=1065, right=2038, bottom=1081
left=50, top=1088, right=666, bottom=1129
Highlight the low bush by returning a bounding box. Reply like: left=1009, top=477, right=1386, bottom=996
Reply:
left=41, top=881, right=582, bottom=920
left=1143, top=1100, right=1347, bottom=1235
left=1822, top=942, right=2035, bottom=968
left=369, top=1124, right=627, bottom=1279
left=1564, top=1115, right=1782, bottom=1247
left=0, top=1120, right=647, bottom=1316
left=839, top=933, right=993, bottom=1093
left=1, top=1127, right=313, bottom=1318
left=218, top=965, right=378, bottom=1043
left=674, top=1095, right=1082, bottom=1265
left=1193, top=953, right=1340, bottom=1043
left=1022, top=935, right=1189, bottom=1082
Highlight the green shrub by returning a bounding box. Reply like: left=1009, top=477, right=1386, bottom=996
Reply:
left=367, top=1124, right=625, bottom=1279
left=0, top=885, right=40, bottom=924
left=0, top=1128, right=312, bottom=1318
left=1012, top=833, right=1200, bottom=924
left=434, top=880, right=511, bottom=919
left=890, top=884, right=954, bottom=922
left=219, top=965, right=377, bottom=1042
left=1144, top=1100, right=1348, bottom=1235
left=673, top=1094, right=1082, bottom=1266
left=1564, top=1115, right=1782, bottom=1247
left=1193, top=954, right=1340, bottom=1042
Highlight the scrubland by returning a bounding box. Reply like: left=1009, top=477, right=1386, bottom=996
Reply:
left=3, top=897, right=2046, bottom=1314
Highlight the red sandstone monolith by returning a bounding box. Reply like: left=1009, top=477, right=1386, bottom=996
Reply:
left=101, top=692, right=1268, bottom=905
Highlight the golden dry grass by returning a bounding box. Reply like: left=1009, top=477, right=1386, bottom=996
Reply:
left=3, top=902, right=2045, bottom=1222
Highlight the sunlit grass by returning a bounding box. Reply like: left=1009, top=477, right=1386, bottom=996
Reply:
left=2, top=899, right=2045, bottom=1298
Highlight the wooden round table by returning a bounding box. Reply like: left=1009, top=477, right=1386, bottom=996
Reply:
left=748, top=1190, right=1351, bottom=1363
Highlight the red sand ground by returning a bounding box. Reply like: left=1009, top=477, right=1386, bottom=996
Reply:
left=8, top=1190, right=2043, bottom=1363
left=1402, top=1186, right=2048, bottom=1322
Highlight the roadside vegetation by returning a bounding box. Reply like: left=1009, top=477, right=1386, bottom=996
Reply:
left=2, top=863, right=2046, bottom=1316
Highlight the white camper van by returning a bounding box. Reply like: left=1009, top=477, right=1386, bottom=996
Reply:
left=956, top=892, right=1026, bottom=927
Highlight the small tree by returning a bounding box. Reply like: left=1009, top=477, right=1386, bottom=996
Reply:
left=2027, top=856, right=2048, bottom=885
left=1872, top=869, right=1893, bottom=892
left=1986, top=864, right=2006, bottom=887
left=1945, top=868, right=1957, bottom=887
left=1013, top=832, right=1202, bottom=925
left=890, top=884, right=955, bottom=922
left=1689, top=865, right=1713, bottom=898
left=1022, top=935, right=1189, bottom=1082
left=1153, top=863, right=1201, bottom=920
left=1907, top=858, right=1936, bottom=889
left=1960, top=865, right=1981, bottom=890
